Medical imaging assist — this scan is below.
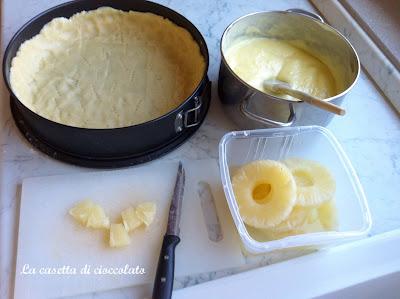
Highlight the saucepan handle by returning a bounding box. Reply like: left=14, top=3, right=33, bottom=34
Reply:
left=240, top=95, right=296, bottom=127
left=286, top=8, right=324, bottom=23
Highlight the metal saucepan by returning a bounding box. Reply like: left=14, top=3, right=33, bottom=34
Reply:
left=218, top=9, right=360, bottom=129
left=3, top=0, right=210, bottom=168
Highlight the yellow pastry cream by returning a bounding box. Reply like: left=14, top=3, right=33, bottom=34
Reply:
left=225, top=37, right=337, bottom=100
left=10, top=7, right=205, bottom=128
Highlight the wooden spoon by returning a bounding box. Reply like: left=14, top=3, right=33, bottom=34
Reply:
left=263, top=80, right=346, bottom=116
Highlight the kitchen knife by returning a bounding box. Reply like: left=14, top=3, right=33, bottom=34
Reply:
left=152, top=162, right=185, bottom=299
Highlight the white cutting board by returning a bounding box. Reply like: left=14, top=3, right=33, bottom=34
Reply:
left=14, top=159, right=244, bottom=299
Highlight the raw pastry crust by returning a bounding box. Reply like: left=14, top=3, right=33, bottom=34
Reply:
left=10, top=7, right=205, bottom=128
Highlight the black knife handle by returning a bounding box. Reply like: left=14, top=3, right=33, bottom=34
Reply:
left=152, top=234, right=181, bottom=299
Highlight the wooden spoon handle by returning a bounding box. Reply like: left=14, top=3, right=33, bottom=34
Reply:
left=283, top=88, right=346, bottom=116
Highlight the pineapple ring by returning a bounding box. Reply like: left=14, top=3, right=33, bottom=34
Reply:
left=318, top=199, right=338, bottom=230
left=273, top=205, right=319, bottom=233
left=246, top=199, right=339, bottom=242
left=232, top=160, right=297, bottom=229
left=284, top=158, right=336, bottom=206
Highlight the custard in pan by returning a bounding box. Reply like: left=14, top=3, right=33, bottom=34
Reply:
left=10, top=7, right=205, bottom=128
left=225, top=37, right=337, bottom=100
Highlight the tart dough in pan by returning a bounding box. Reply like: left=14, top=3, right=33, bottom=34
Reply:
left=10, top=7, right=205, bottom=128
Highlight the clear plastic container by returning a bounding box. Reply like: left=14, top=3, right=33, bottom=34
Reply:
left=219, top=126, right=372, bottom=254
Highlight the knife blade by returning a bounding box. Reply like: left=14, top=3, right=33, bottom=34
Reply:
left=152, top=162, right=185, bottom=299
left=166, top=162, right=185, bottom=236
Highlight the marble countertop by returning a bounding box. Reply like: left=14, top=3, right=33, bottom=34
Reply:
left=311, top=0, right=400, bottom=114
left=1, top=0, right=399, bottom=298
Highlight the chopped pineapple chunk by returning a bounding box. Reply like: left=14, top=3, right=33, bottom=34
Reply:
left=69, top=200, right=109, bottom=229
left=86, top=205, right=110, bottom=229
left=109, top=223, right=130, bottom=248
left=135, top=202, right=157, bottom=226
left=121, top=206, right=143, bottom=232
left=69, top=200, right=95, bottom=226
left=69, top=199, right=157, bottom=248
